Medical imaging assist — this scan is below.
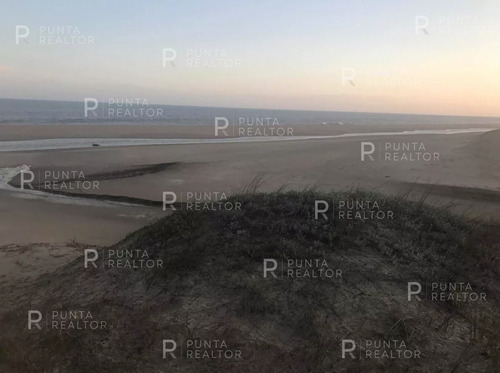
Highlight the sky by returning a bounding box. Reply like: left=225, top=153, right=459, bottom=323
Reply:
left=1, top=0, right=500, bottom=116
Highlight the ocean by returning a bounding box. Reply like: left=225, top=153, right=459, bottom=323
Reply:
left=1, top=98, right=500, bottom=127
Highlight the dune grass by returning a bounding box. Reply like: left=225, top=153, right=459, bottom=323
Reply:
left=0, top=189, right=498, bottom=372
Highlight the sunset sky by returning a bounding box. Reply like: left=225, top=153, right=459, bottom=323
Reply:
left=1, top=0, right=500, bottom=116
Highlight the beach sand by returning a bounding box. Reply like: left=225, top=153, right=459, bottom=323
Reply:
left=1, top=122, right=499, bottom=141
left=0, top=124, right=499, bottom=275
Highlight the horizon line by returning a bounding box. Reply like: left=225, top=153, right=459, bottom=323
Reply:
left=2, top=97, right=500, bottom=120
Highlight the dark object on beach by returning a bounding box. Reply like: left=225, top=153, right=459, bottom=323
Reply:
left=92, top=143, right=100, bottom=147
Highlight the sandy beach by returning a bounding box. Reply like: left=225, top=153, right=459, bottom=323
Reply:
left=1, top=122, right=498, bottom=372
left=1, top=123, right=499, bottom=332
left=1, top=123, right=499, bottom=250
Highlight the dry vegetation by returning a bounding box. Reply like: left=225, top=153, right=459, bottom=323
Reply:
left=0, top=190, right=499, bottom=372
